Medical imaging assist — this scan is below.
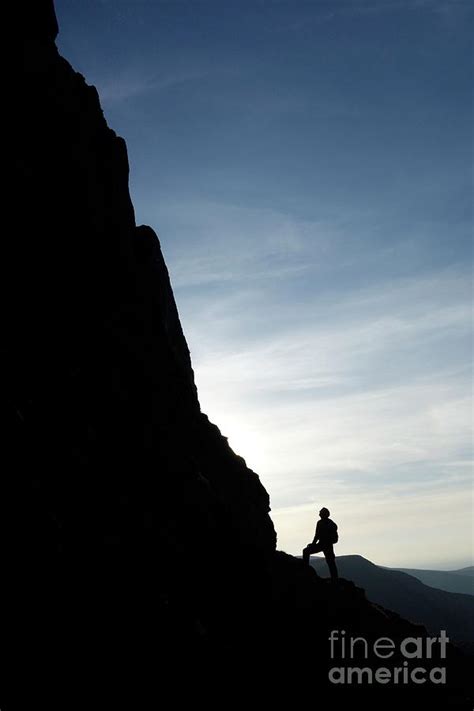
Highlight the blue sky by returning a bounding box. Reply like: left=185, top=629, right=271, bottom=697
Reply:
left=55, top=0, right=472, bottom=568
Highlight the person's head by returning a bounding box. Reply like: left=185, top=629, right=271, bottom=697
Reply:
left=319, top=507, right=330, bottom=519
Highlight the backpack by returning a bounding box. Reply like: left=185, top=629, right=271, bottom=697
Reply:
left=328, top=520, right=339, bottom=544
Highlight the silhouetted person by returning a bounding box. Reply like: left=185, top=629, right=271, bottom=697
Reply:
left=303, top=507, right=339, bottom=580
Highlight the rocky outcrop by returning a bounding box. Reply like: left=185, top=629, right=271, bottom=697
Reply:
left=2, top=3, right=471, bottom=708
left=4, top=1, right=275, bottom=703
left=5, top=0, right=275, bottom=560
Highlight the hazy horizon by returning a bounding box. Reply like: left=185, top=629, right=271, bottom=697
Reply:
left=55, top=0, right=473, bottom=570
left=294, top=551, right=474, bottom=571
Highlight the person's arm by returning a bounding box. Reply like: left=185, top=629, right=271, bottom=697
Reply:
left=312, top=520, right=320, bottom=544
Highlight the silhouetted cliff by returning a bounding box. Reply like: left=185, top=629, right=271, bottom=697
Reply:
left=2, top=3, right=471, bottom=708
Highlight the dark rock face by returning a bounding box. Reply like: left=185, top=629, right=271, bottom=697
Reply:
left=2, top=2, right=471, bottom=708
left=6, top=0, right=275, bottom=561
left=4, top=0, right=275, bottom=702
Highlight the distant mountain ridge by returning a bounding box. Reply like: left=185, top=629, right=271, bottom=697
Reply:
left=390, top=566, right=474, bottom=596
left=310, top=555, right=474, bottom=653
left=453, top=566, right=474, bottom=576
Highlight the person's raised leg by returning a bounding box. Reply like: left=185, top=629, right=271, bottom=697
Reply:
left=303, top=545, right=311, bottom=565
left=303, top=542, right=319, bottom=565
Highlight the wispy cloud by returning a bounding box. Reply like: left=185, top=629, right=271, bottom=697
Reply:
left=154, top=200, right=325, bottom=288
left=96, top=68, right=211, bottom=104
left=185, top=267, right=471, bottom=468
left=270, top=0, right=472, bottom=33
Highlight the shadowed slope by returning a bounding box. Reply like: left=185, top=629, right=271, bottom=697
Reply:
left=311, top=555, right=474, bottom=653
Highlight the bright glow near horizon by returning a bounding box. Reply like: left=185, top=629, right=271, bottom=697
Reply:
left=56, top=0, right=473, bottom=569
